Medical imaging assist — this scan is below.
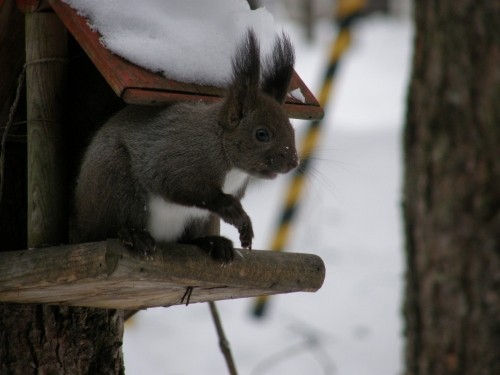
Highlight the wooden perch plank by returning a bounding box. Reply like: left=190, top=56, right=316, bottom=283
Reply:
left=0, top=240, right=325, bottom=310
left=47, top=0, right=324, bottom=120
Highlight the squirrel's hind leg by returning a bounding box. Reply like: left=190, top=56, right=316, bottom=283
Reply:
left=118, top=228, right=157, bottom=259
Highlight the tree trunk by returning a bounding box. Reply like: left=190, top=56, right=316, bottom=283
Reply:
left=0, top=305, right=124, bottom=374
left=0, top=3, right=125, bottom=373
left=403, top=1, right=500, bottom=375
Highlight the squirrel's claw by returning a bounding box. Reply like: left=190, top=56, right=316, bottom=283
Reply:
left=239, top=222, right=253, bottom=249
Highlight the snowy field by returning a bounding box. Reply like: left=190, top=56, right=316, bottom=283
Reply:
left=123, top=12, right=413, bottom=375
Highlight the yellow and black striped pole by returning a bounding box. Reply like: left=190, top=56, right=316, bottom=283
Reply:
left=253, top=0, right=366, bottom=317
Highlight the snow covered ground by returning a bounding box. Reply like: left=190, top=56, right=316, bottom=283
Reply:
left=123, top=12, right=413, bottom=375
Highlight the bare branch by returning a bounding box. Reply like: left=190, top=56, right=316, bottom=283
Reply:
left=209, top=301, right=238, bottom=375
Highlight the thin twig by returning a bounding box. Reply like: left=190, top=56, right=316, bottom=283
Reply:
left=180, top=286, right=193, bottom=306
left=0, top=57, right=66, bottom=205
left=208, top=301, right=238, bottom=375
left=251, top=318, right=337, bottom=375
left=0, top=66, right=26, bottom=205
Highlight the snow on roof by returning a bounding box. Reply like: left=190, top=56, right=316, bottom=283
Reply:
left=63, top=0, right=278, bottom=86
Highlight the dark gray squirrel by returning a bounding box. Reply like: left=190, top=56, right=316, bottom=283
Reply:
left=72, top=29, right=298, bottom=262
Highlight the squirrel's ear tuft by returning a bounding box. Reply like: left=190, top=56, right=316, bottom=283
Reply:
left=261, top=32, right=295, bottom=104
left=219, top=29, right=260, bottom=129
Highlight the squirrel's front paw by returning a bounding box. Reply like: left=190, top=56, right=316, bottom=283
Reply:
left=189, top=236, right=235, bottom=263
left=118, top=228, right=156, bottom=259
left=239, top=220, right=254, bottom=249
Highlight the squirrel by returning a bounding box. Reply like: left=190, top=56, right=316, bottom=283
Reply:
left=72, top=29, right=298, bottom=262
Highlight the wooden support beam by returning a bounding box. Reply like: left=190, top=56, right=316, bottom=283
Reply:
left=25, top=12, right=67, bottom=247
left=0, top=240, right=325, bottom=310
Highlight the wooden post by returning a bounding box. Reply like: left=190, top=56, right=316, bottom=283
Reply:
left=25, top=12, right=67, bottom=247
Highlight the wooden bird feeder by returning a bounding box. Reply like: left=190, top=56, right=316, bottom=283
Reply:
left=0, top=0, right=325, bottom=311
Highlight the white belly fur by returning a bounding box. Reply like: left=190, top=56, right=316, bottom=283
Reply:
left=147, top=168, right=249, bottom=242
left=147, top=196, right=209, bottom=242
left=222, top=168, right=249, bottom=195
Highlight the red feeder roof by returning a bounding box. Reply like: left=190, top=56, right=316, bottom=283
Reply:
left=47, top=0, right=323, bottom=120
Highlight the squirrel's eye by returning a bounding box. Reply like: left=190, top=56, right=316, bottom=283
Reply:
left=255, top=128, right=270, bottom=142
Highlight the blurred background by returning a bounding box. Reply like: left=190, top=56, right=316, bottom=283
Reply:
left=124, top=0, right=413, bottom=373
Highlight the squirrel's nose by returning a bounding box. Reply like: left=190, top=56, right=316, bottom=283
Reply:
left=272, top=150, right=298, bottom=173
left=283, top=152, right=299, bottom=172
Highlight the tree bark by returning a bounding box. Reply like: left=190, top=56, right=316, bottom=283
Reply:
left=403, top=1, right=500, bottom=375
left=0, top=305, right=124, bottom=375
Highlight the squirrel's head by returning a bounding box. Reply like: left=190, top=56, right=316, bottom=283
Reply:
left=218, top=30, right=298, bottom=179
